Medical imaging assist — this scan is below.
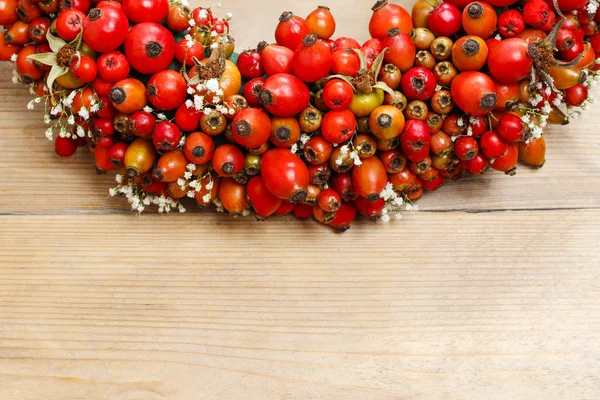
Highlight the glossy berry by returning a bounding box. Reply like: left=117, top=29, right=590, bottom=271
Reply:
left=497, top=113, right=525, bottom=142
left=454, top=136, right=479, bottom=161
left=55, top=137, right=77, bottom=157
left=70, top=56, right=97, bottom=83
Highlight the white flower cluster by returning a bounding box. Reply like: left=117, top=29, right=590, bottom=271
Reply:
left=588, top=0, right=599, bottom=15
left=378, top=182, right=417, bottom=223
left=175, top=164, right=215, bottom=204
left=32, top=88, right=94, bottom=141
left=289, top=133, right=312, bottom=154
left=336, top=144, right=362, bottom=166
left=186, top=78, right=235, bottom=117
left=109, top=175, right=185, bottom=214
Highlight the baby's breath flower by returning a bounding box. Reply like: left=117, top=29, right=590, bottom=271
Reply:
left=380, top=182, right=396, bottom=201
left=393, top=197, right=404, bottom=207
left=530, top=125, right=543, bottom=139
left=194, top=95, right=204, bottom=110
left=50, top=104, right=63, bottom=115
left=340, top=145, right=349, bottom=154
left=67, top=115, right=75, bottom=125
left=300, top=134, right=310, bottom=144
left=78, top=107, right=89, bottom=120
left=76, top=125, right=85, bottom=137
left=242, top=209, right=251, bottom=217
left=185, top=99, right=194, bottom=108
left=529, top=94, right=543, bottom=106
left=177, top=178, right=187, bottom=188
left=186, top=163, right=196, bottom=172
left=143, top=105, right=153, bottom=113
left=156, top=113, right=167, bottom=120
left=290, top=144, right=298, bottom=153
left=205, top=180, right=214, bottom=190
left=186, top=190, right=195, bottom=198
left=202, top=193, right=212, bottom=203
left=184, top=171, right=193, bottom=180
left=45, top=127, right=54, bottom=140
left=456, top=117, right=464, bottom=127
left=541, top=103, right=553, bottom=115
left=9, top=54, right=17, bottom=62
left=205, top=79, right=219, bottom=92
left=521, top=114, right=531, bottom=124
left=27, top=100, right=35, bottom=110
left=188, top=18, right=196, bottom=27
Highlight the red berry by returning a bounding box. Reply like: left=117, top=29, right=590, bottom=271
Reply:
left=69, top=55, right=97, bottom=83
left=260, top=148, right=310, bottom=203
left=130, top=111, right=156, bottom=139
left=212, top=144, right=244, bottom=177
left=497, top=113, right=525, bottom=142
left=321, top=110, right=357, bottom=144
left=480, top=130, right=508, bottom=159
left=54, top=136, right=77, bottom=157
left=564, top=83, right=588, bottom=107
left=108, top=141, right=128, bottom=167
left=292, top=34, right=333, bottom=83
left=124, top=22, right=175, bottom=75
left=247, top=176, right=283, bottom=219
left=146, top=70, right=187, bottom=111
left=523, top=0, right=550, bottom=29
left=428, top=2, right=462, bottom=37
left=83, top=6, right=129, bottom=53
left=232, top=108, right=272, bottom=149
left=401, top=67, right=437, bottom=101
left=322, top=79, right=354, bottom=111
left=497, top=10, right=525, bottom=38
left=237, top=49, right=264, bottom=79
left=152, top=121, right=181, bottom=151
left=259, top=73, right=310, bottom=117
left=122, top=0, right=168, bottom=24
left=275, top=11, right=311, bottom=51
left=454, top=136, right=479, bottom=161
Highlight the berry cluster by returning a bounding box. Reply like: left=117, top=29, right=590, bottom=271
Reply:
left=0, top=0, right=598, bottom=232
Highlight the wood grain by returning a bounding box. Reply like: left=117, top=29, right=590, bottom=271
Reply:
left=1, top=0, right=599, bottom=398
left=1, top=212, right=600, bottom=400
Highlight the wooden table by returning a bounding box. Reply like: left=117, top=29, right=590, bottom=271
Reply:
left=1, top=1, right=600, bottom=398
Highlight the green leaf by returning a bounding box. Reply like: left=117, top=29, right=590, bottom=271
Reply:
left=46, top=65, right=69, bottom=97
left=370, top=48, right=387, bottom=78
left=68, top=30, right=83, bottom=51
left=352, top=49, right=368, bottom=71
left=26, top=52, right=58, bottom=67
left=47, top=32, right=67, bottom=54
left=372, top=81, right=398, bottom=102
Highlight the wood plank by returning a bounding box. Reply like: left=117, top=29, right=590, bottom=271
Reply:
left=0, top=211, right=599, bottom=399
